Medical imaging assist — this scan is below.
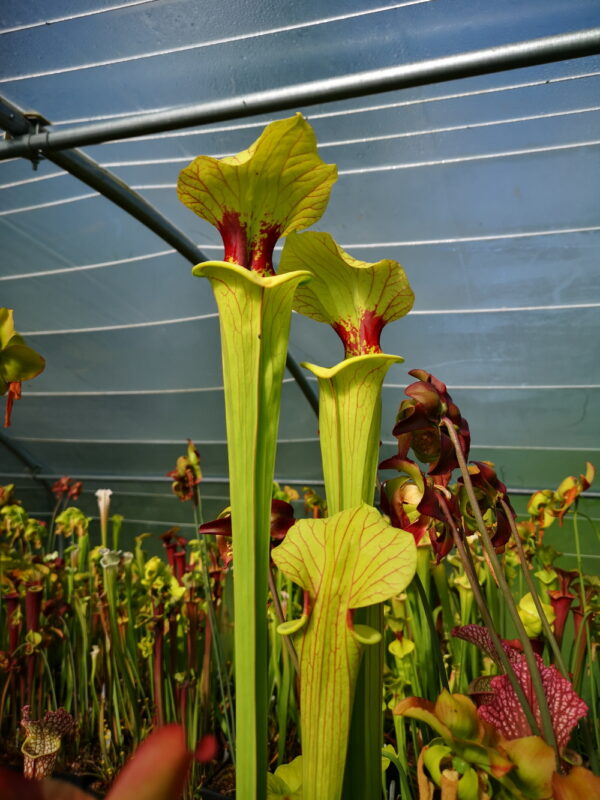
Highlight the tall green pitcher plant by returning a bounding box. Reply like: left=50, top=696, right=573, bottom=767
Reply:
left=177, top=115, right=337, bottom=800
left=279, top=230, right=415, bottom=799
left=273, top=504, right=417, bottom=800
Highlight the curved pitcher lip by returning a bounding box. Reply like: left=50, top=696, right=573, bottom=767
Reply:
left=301, top=352, right=404, bottom=380
left=192, top=259, right=311, bottom=289
left=21, top=738, right=60, bottom=758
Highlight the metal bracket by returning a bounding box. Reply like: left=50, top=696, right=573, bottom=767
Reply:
left=0, top=104, right=50, bottom=169
left=26, top=116, right=50, bottom=170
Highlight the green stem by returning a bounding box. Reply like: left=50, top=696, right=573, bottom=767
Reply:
left=60, top=620, right=78, bottom=719
left=192, top=497, right=236, bottom=761
left=442, top=418, right=559, bottom=763
left=38, top=649, right=57, bottom=710
left=74, top=598, right=91, bottom=737
left=583, top=620, right=599, bottom=764
left=267, top=562, right=299, bottom=674
left=275, top=624, right=292, bottom=765
left=103, top=567, right=139, bottom=737
left=412, top=573, right=449, bottom=692
left=577, top=511, right=600, bottom=545
left=581, top=713, right=600, bottom=776
left=572, top=509, right=587, bottom=615
left=483, top=561, right=501, bottom=631
left=572, top=610, right=592, bottom=689
left=47, top=496, right=63, bottom=555
left=432, top=563, right=461, bottom=683
left=572, top=510, right=599, bottom=765
left=382, top=747, right=413, bottom=800
left=501, top=498, right=568, bottom=677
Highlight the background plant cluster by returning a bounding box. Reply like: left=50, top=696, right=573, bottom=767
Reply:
left=0, top=441, right=598, bottom=797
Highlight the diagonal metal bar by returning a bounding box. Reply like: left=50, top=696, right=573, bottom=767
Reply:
left=0, top=430, right=55, bottom=507
left=50, top=148, right=210, bottom=265
left=0, top=97, right=210, bottom=266
left=0, top=27, right=599, bottom=159
left=0, top=97, right=319, bottom=417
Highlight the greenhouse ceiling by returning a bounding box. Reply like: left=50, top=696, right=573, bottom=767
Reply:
left=0, top=0, right=599, bottom=567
